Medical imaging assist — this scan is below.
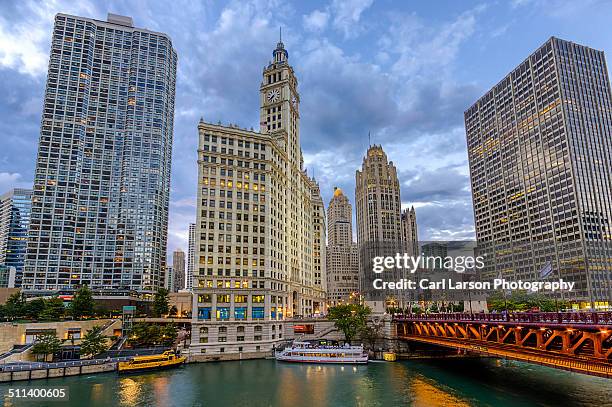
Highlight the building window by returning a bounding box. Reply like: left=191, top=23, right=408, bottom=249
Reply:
left=234, top=307, right=247, bottom=320
left=219, top=326, right=227, bottom=333
left=199, top=327, right=208, bottom=335
left=254, top=325, right=263, bottom=332
left=254, top=335, right=262, bottom=341
left=252, top=295, right=265, bottom=303
left=216, top=307, right=230, bottom=320
left=201, top=349, right=207, bottom=354
left=219, top=337, right=227, bottom=342
left=237, top=326, right=245, bottom=333
left=198, top=307, right=211, bottom=320
left=237, top=336, right=245, bottom=342
left=198, top=294, right=212, bottom=303
left=238, top=346, right=243, bottom=352
left=200, top=337, right=208, bottom=343
left=234, top=294, right=247, bottom=303
left=220, top=347, right=225, bottom=353
left=252, top=307, right=264, bottom=319
left=217, top=294, right=230, bottom=303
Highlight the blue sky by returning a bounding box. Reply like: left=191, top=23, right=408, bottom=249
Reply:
left=1, top=0, right=611, bottom=256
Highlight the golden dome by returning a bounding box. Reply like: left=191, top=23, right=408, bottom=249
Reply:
left=333, top=187, right=344, bottom=197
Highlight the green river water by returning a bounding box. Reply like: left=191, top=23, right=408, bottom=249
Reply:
left=1, top=358, right=610, bottom=406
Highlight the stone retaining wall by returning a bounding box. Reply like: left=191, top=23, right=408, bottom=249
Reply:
left=0, top=362, right=117, bottom=382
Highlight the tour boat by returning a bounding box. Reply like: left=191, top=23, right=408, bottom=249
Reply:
left=275, top=340, right=368, bottom=364
left=118, top=350, right=186, bottom=373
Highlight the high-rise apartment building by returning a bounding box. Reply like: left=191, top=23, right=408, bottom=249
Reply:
left=23, top=13, right=177, bottom=293
left=465, top=37, right=612, bottom=305
left=355, top=145, right=406, bottom=306
left=172, top=249, right=186, bottom=292
left=190, top=38, right=327, bottom=357
left=186, top=223, right=196, bottom=291
left=0, top=189, right=32, bottom=287
left=326, top=187, right=359, bottom=305
left=401, top=207, right=419, bottom=258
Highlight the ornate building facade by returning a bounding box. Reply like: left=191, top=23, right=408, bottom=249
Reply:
left=326, top=187, right=359, bottom=305
left=401, top=207, right=419, bottom=259
left=355, top=145, right=406, bottom=307
left=190, top=39, right=326, bottom=357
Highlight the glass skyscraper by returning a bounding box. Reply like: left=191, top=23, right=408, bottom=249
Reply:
left=23, top=13, right=177, bottom=293
left=0, top=188, right=32, bottom=287
left=465, top=37, right=612, bottom=306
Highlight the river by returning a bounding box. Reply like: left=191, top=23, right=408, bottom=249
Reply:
left=1, top=358, right=610, bottom=406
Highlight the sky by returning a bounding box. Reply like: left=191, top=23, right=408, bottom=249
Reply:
left=1, top=0, right=612, bottom=257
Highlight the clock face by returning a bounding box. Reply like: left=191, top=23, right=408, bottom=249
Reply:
left=267, top=89, right=280, bottom=103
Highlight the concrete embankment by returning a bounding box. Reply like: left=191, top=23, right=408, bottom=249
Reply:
left=0, top=362, right=117, bottom=382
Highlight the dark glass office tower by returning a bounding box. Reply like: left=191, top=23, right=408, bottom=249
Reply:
left=465, top=37, right=612, bottom=306
left=0, top=188, right=32, bottom=287
left=24, top=13, right=177, bottom=293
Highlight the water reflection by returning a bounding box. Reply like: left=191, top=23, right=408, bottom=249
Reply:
left=409, top=376, right=471, bottom=407
left=0, top=358, right=610, bottom=407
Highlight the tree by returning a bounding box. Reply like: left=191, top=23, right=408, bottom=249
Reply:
left=160, top=324, right=178, bottom=346
left=327, top=304, right=371, bottom=343
left=129, top=323, right=161, bottom=347
left=128, top=323, right=178, bottom=348
left=23, top=298, right=46, bottom=319
left=80, top=325, right=108, bottom=358
left=39, top=297, right=66, bottom=321
left=360, top=324, right=382, bottom=350
left=31, top=333, right=62, bottom=362
left=70, top=285, right=95, bottom=320
left=152, top=288, right=170, bottom=317
left=4, top=291, right=26, bottom=319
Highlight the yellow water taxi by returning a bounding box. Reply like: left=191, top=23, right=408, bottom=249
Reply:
left=118, top=350, right=186, bottom=373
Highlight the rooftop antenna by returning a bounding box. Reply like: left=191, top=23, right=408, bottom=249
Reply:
left=279, top=27, right=282, bottom=42
left=368, top=131, right=371, bottom=146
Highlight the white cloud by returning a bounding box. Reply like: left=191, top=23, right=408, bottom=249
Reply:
left=331, top=0, right=373, bottom=39
left=303, top=9, right=330, bottom=33
left=0, top=0, right=96, bottom=77
left=0, top=172, right=31, bottom=192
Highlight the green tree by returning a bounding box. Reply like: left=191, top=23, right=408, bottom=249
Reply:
left=129, top=323, right=160, bottom=347
left=160, top=324, right=178, bottom=346
left=70, top=285, right=95, bottom=320
left=23, top=298, right=46, bottom=319
left=31, top=333, right=62, bottom=362
left=360, top=324, right=382, bottom=350
left=152, top=288, right=170, bottom=317
left=327, top=304, right=371, bottom=343
left=4, top=291, right=26, bottom=319
left=39, top=297, right=66, bottom=321
left=80, top=325, right=108, bottom=358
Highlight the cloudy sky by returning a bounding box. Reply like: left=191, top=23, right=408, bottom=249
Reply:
left=1, top=0, right=611, bottom=256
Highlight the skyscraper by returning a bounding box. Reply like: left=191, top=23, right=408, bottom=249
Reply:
left=401, top=207, right=419, bottom=259
left=186, top=223, right=196, bottom=291
left=465, top=37, right=612, bottom=305
left=172, top=249, right=185, bottom=292
left=190, top=38, right=326, bottom=357
left=23, top=13, right=177, bottom=293
left=0, top=189, right=32, bottom=287
left=326, top=187, right=359, bottom=305
left=355, top=145, right=406, bottom=307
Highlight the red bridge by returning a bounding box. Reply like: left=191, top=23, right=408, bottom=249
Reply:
left=394, top=312, right=612, bottom=378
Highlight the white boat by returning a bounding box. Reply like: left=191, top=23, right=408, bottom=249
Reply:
left=275, top=340, right=368, bottom=364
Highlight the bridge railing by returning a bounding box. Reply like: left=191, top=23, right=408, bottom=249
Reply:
left=394, top=311, right=612, bottom=326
